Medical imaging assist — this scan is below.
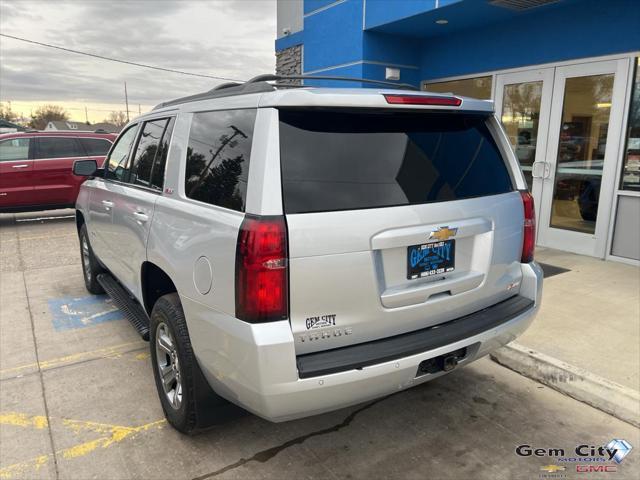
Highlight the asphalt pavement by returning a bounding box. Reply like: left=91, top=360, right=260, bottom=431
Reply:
left=1, top=210, right=638, bottom=480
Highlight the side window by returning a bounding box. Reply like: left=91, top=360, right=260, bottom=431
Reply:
left=184, top=109, right=256, bottom=211
left=36, top=137, right=82, bottom=159
left=0, top=138, right=30, bottom=161
left=150, top=117, right=174, bottom=190
left=79, top=138, right=112, bottom=156
left=129, top=118, right=169, bottom=189
left=106, top=125, right=138, bottom=181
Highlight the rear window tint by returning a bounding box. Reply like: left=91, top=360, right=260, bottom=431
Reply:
left=279, top=110, right=514, bottom=214
left=184, top=109, right=256, bottom=212
left=37, top=137, right=82, bottom=159
left=79, top=138, right=112, bottom=156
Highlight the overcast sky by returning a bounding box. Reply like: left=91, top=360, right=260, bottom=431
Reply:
left=0, top=0, right=276, bottom=122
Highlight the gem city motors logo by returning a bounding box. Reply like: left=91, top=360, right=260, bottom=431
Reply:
left=517, top=439, right=633, bottom=476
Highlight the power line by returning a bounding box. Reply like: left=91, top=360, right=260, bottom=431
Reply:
left=0, top=33, right=244, bottom=83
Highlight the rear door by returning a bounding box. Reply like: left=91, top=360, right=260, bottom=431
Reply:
left=32, top=136, right=87, bottom=206
left=0, top=137, right=34, bottom=208
left=278, top=109, right=525, bottom=354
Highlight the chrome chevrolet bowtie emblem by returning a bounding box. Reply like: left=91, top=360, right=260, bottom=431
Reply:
left=429, top=226, right=458, bottom=242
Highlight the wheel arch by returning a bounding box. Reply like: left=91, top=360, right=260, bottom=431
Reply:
left=141, top=261, right=179, bottom=315
left=75, top=209, right=85, bottom=234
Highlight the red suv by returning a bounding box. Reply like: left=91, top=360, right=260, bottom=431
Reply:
left=0, top=131, right=116, bottom=212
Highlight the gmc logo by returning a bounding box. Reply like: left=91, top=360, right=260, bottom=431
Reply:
left=576, top=465, right=617, bottom=473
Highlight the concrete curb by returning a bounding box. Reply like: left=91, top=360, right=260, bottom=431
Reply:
left=490, top=342, right=640, bottom=428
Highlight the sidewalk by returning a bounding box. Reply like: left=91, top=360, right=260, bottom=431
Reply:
left=492, top=247, right=640, bottom=425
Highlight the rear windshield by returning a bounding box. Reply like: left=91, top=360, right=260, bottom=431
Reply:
left=279, top=109, right=514, bottom=214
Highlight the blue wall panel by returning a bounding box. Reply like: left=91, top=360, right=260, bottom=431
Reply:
left=303, top=0, right=365, bottom=72
left=287, top=0, right=638, bottom=87
left=420, top=0, right=640, bottom=80
left=275, top=30, right=304, bottom=51
left=302, top=63, right=366, bottom=87
left=305, top=0, right=345, bottom=15
left=361, top=63, right=421, bottom=88
left=364, top=0, right=460, bottom=29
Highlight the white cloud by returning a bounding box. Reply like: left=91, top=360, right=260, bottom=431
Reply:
left=0, top=0, right=276, bottom=109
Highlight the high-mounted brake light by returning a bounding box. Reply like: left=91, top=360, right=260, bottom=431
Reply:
left=235, top=215, right=289, bottom=323
left=384, top=94, right=462, bottom=106
left=520, top=191, right=536, bottom=263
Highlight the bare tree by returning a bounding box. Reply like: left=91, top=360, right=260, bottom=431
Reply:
left=105, top=111, right=128, bottom=128
left=28, top=104, right=69, bottom=130
left=0, top=102, right=18, bottom=123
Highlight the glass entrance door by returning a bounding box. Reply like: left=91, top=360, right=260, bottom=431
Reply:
left=537, top=59, right=630, bottom=257
left=495, top=69, right=554, bottom=230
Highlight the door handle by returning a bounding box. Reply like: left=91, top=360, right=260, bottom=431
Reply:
left=532, top=161, right=553, bottom=179
left=532, top=161, right=546, bottom=178
left=12, top=164, right=29, bottom=169
left=133, top=211, right=149, bottom=223
left=101, top=200, right=114, bottom=210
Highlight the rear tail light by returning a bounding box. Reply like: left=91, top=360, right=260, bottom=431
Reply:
left=520, top=190, right=536, bottom=263
left=235, top=215, right=289, bottom=322
left=384, top=94, right=462, bottom=106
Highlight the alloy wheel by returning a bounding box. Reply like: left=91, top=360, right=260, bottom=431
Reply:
left=155, top=322, right=182, bottom=409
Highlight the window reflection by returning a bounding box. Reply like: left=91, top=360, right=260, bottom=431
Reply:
left=130, top=119, right=168, bottom=188
left=621, top=58, right=640, bottom=191
left=424, top=76, right=492, bottom=99
left=501, top=81, right=543, bottom=190
left=107, top=126, right=138, bottom=181
left=184, top=109, right=256, bottom=211
left=550, top=74, right=614, bottom=234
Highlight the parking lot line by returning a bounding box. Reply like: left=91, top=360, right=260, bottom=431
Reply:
left=0, top=341, right=145, bottom=377
left=0, top=413, right=166, bottom=479
left=0, top=412, right=48, bottom=429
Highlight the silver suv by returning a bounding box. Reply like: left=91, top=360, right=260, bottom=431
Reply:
left=74, top=75, right=543, bottom=434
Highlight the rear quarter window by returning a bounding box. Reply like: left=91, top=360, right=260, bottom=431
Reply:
left=184, top=109, right=256, bottom=212
left=279, top=109, right=514, bottom=214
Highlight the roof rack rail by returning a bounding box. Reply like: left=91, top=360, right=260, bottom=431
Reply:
left=246, top=74, right=418, bottom=90
left=210, top=82, right=243, bottom=91
left=152, top=73, right=418, bottom=110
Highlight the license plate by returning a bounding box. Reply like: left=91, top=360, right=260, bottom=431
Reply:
left=407, top=240, right=455, bottom=279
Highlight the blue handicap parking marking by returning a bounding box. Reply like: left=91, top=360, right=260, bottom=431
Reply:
left=48, top=295, right=123, bottom=331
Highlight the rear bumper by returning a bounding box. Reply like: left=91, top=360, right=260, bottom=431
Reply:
left=184, top=262, right=542, bottom=422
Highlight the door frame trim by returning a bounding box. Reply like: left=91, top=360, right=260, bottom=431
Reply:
left=494, top=67, right=555, bottom=241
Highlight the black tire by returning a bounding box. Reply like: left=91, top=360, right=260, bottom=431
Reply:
left=149, top=293, right=238, bottom=434
left=79, top=224, right=105, bottom=294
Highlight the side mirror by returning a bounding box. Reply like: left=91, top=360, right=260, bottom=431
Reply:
left=73, top=159, right=98, bottom=176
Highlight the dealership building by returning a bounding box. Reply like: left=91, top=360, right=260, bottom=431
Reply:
left=275, top=0, right=640, bottom=263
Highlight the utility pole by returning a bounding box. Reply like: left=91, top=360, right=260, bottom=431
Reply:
left=85, top=106, right=89, bottom=124
left=138, top=104, right=141, bottom=115
left=124, top=81, right=130, bottom=122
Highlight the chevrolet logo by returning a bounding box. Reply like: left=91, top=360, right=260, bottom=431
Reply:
left=428, top=226, right=458, bottom=242
left=540, top=465, right=565, bottom=473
